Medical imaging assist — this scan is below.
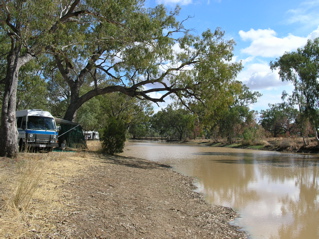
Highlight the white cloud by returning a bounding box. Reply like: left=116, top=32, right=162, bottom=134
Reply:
left=240, top=56, right=255, bottom=65
left=237, top=61, right=286, bottom=90
left=308, top=26, right=319, bottom=39
left=239, top=29, right=307, bottom=58
left=286, top=1, right=319, bottom=29
left=236, top=26, right=319, bottom=92
left=239, top=28, right=276, bottom=41
left=236, top=60, right=295, bottom=111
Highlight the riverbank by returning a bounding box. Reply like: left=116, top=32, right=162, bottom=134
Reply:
left=0, top=142, right=247, bottom=238
left=192, top=137, right=319, bottom=154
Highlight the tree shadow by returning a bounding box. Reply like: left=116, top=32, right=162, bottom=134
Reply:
left=100, top=154, right=171, bottom=170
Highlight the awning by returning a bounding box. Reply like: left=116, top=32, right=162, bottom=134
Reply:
left=55, top=118, right=78, bottom=126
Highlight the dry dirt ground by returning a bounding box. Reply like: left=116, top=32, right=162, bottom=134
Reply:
left=0, top=142, right=247, bottom=238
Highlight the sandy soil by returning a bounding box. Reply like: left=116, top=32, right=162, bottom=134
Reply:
left=0, top=143, right=247, bottom=238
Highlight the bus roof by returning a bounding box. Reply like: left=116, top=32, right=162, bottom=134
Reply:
left=16, top=109, right=54, bottom=118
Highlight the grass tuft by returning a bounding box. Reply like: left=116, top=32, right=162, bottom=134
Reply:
left=8, top=159, right=44, bottom=212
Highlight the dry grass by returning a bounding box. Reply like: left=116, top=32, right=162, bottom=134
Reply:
left=86, top=140, right=102, bottom=152
left=0, top=140, right=248, bottom=238
left=0, top=141, right=102, bottom=238
left=10, top=159, right=44, bottom=212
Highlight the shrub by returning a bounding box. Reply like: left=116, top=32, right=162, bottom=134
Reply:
left=242, top=125, right=266, bottom=146
left=280, top=138, right=292, bottom=149
left=101, top=118, right=126, bottom=155
left=242, top=129, right=254, bottom=146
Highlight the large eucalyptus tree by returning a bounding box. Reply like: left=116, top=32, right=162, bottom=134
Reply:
left=270, top=38, right=319, bottom=144
left=0, top=0, right=242, bottom=157
left=45, top=11, right=242, bottom=122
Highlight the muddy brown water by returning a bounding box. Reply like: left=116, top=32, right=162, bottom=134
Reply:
left=121, top=141, right=319, bottom=239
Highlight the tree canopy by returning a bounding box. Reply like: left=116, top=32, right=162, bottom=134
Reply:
left=0, top=0, right=244, bottom=157
left=270, top=38, right=319, bottom=143
left=260, top=103, right=299, bottom=137
left=151, top=106, right=196, bottom=141
left=44, top=15, right=242, bottom=121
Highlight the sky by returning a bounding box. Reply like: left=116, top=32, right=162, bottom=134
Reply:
left=145, top=0, right=319, bottom=112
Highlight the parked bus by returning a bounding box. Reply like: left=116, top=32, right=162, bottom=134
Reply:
left=16, top=109, right=59, bottom=151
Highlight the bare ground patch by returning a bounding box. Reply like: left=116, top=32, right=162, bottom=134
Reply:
left=0, top=142, right=247, bottom=238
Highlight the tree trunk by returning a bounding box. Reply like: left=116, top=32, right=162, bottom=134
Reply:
left=63, top=82, right=141, bottom=122
left=313, top=126, right=319, bottom=146
left=0, top=53, right=20, bottom=157
left=0, top=45, right=33, bottom=157
left=62, top=85, right=118, bottom=121
left=63, top=102, right=80, bottom=122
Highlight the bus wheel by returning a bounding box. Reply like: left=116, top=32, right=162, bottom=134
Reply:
left=61, top=140, right=67, bottom=150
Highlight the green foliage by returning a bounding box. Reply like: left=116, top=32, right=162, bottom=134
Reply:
left=76, top=92, right=153, bottom=136
left=35, top=3, right=245, bottom=121
left=1, top=0, right=245, bottom=119
left=204, top=84, right=261, bottom=143
left=260, top=103, right=299, bottom=137
left=242, top=125, right=265, bottom=146
left=0, top=0, right=248, bottom=157
left=217, top=106, right=256, bottom=144
left=151, top=106, right=195, bottom=140
left=16, top=60, right=49, bottom=110
left=242, top=128, right=255, bottom=145
left=101, top=117, right=126, bottom=155
left=188, top=82, right=260, bottom=132
left=270, top=38, right=319, bottom=142
left=129, top=122, right=151, bottom=139
left=76, top=97, right=101, bottom=130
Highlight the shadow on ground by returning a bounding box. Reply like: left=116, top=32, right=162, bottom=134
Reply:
left=100, top=154, right=171, bottom=170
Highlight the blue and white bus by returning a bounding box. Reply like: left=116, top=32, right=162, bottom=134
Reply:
left=16, top=109, right=59, bottom=151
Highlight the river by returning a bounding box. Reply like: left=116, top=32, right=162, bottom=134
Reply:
left=120, top=141, right=319, bottom=239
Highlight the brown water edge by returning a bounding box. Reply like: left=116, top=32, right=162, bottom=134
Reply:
left=0, top=141, right=248, bottom=238
left=121, top=141, right=319, bottom=239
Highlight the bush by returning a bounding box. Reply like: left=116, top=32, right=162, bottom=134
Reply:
left=242, top=125, right=266, bottom=146
left=101, top=118, right=126, bottom=155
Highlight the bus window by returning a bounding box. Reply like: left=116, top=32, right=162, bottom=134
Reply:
left=27, top=116, right=55, bottom=130
left=17, top=117, right=22, bottom=129
left=21, top=117, right=26, bottom=129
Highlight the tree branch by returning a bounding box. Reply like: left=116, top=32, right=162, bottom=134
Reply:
left=53, top=53, right=74, bottom=85
left=78, top=49, right=104, bottom=85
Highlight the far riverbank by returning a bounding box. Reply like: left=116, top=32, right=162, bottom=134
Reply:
left=181, top=137, right=319, bottom=154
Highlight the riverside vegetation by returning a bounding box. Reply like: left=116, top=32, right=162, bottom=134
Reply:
left=204, top=136, right=319, bottom=154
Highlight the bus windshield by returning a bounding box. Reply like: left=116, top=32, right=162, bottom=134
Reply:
left=27, top=116, right=56, bottom=130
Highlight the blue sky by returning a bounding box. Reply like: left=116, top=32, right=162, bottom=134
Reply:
left=146, top=0, right=319, bottom=112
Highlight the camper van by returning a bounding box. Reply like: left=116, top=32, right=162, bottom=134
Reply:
left=16, top=109, right=58, bottom=151
left=84, top=131, right=99, bottom=140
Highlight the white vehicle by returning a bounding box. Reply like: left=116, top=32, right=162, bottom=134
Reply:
left=16, top=109, right=58, bottom=151
left=84, top=131, right=99, bottom=140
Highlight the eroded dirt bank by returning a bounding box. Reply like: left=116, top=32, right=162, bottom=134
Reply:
left=0, top=151, right=247, bottom=238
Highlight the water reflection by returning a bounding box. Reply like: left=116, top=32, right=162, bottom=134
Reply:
left=121, top=141, right=319, bottom=239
